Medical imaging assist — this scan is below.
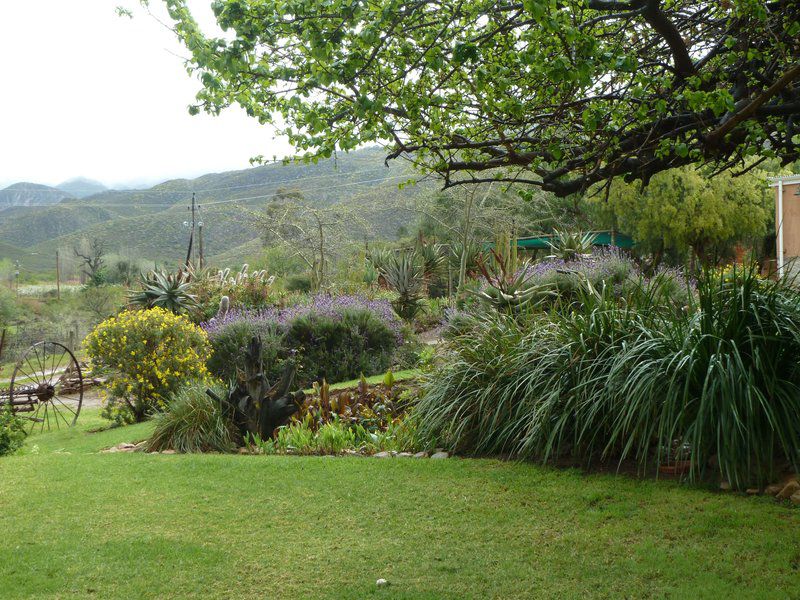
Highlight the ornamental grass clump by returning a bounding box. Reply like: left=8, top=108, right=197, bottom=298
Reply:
left=417, top=266, right=800, bottom=489
left=84, top=308, right=212, bottom=423
left=147, top=381, right=237, bottom=453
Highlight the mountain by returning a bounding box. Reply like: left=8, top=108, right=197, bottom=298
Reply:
left=0, top=147, right=434, bottom=275
left=57, top=177, right=107, bottom=199
left=0, top=182, right=72, bottom=211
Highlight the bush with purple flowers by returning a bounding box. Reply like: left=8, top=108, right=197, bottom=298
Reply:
left=203, top=295, right=403, bottom=386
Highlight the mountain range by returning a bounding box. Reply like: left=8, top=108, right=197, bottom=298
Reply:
left=0, top=147, right=432, bottom=275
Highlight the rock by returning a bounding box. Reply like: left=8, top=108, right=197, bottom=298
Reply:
left=238, top=447, right=249, bottom=455
left=413, top=451, right=429, bottom=458
left=161, top=449, right=177, bottom=455
left=791, top=491, right=800, bottom=505
left=431, top=451, right=450, bottom=459
left=397, top=452, right=413, bottom=458
left=745, top=488, right=760, bottom=495
left=374, top=451, right=392, bottom=458
left=776, top=480, right=800, bottom=500
left=719, top=481, right=731, bottom=491
left=765, top=484, right=783, bottom=496
left=376, top=579, right=389, bottom=587
left=118, top=443, right=136, bottom=449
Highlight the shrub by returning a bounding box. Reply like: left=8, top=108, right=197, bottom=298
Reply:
left=417, top=267, right=799, bottom=489
left=203, top=295, right=402, bottom=386
left=205, top=320, right=285, bottom=383
left=84, top=308, right=212, bottom=423
left=286, top=309, right=396, bottom=384
left=147, top=381, right=237, bottom=453
left=285, top=273, right=313, bottom=293
left=0, top=405, right=26, bottom=457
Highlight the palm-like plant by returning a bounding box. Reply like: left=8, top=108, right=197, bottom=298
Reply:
left=547, top=229, right=597, bottom=261
left=380, top=251, right=425, bottom=320
left=128, top=269, right=199, bottom=314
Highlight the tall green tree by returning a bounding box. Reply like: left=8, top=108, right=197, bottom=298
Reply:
left=155, top=0, right=799, bottom=196
left=588, top=167, right=772, bottom=265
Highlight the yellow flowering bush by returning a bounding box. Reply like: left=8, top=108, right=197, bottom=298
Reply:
left=84, top=308, right=212, bottom=423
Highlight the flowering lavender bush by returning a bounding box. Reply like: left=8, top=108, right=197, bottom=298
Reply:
left=203, top=294, right=402, bottom=340
left=203, top=295, right=403, bottom=385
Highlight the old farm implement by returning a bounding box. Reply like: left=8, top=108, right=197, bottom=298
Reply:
left=0, top=341, right=83, bottom=432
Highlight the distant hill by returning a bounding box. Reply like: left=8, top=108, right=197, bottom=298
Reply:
left=0, top=183, right=72, bottom=211
left=57, top=177, right=107, bottom=199
left=0, top=147, right=434, bottom=274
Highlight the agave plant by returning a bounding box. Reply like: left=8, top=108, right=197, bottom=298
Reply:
left=380, top=250, right=426, bottom=320
left=128, top=269, right=198, bottom=314
left=547, top=229, right=597, bottom=261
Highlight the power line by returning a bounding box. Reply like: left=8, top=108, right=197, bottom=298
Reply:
left=1, top=174, right=416, bottom=211
left=197, top=175, right=411, bottom=207
left=1, top=166, right=402, bottom=198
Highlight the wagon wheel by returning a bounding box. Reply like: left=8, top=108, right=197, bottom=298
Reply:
left=9, top=342, right=83, bottom=433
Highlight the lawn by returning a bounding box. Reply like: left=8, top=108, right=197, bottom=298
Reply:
left=1, top=410, right=798, bottom=599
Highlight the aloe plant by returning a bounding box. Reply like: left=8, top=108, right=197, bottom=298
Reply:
left=128, top=269, right=198, bottom=314
left=380, top=251, right=425, bottom=320
left=547, top=230, right=597, bottom=261
left=470, top=250, right=551, bottom=314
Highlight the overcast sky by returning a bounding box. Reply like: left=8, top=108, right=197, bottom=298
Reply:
left=0, top=1, right=292, bottom=189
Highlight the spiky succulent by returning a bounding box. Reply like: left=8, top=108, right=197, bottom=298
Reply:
left=546, top=230, right=597, bottom=262
left=128, top=269, right=199, bottom=315
left=380, top=251, right=425, bottom=320
left=470, top=250, right=552, bottom=314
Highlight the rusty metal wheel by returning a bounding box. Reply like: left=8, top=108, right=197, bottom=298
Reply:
left=9, top=341, right=83, bottom=433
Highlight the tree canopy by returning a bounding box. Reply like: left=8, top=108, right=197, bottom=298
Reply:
left=587, top=166, right=772, bottom=264
left=158, top=0, right=799, bottom=196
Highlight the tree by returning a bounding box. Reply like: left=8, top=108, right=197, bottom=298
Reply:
left=254, top=188, right=364, bottom=290
left=73, top=238, right=106, bottom=286
left=157, top=0, right=800, bottom=196
left=588, top=167, right=772, bottom=266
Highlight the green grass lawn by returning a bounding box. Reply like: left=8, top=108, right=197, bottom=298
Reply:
left=1, top=410, right=798, bottom=599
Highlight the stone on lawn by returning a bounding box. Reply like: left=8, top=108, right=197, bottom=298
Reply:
left=764, top=484, right=783, bottom=496
left=376, top=579, right=389, bottom=587
left=431, top=451, right=450, bottom=459
left=413, top=451, right=429, bottom=458
left=776, top=480, right=800, bottom=500
left=791, top=491, right=800, bottom=505
left=374, top=451, right=391, bottom=458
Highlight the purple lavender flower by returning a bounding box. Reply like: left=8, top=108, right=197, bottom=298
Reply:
left=201, top=294, right=404, bottom=343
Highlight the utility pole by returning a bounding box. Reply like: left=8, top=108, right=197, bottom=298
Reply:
left=198, top=221, right=204, bottom=269
left=185, top=192, right=196, bottom=267
left=55, top=250, right=61, bottom=301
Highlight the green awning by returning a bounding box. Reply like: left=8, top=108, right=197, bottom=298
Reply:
left=514, top=230, right=635, bottom=250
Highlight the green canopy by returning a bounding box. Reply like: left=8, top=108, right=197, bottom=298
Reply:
left=515, top=230, right=635, bottom=250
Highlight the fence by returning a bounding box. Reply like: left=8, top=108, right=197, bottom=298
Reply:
left=0, top=320, right=84, bottom=366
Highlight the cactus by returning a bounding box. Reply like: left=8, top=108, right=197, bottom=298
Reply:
left=217, top=295, right=230, bottom=320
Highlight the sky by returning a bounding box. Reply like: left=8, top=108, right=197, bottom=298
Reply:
left=0, top=1, right=293, bottom=190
